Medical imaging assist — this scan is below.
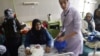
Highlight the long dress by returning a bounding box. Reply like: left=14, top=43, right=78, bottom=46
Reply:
left=61, top=5, right=83, bottom=56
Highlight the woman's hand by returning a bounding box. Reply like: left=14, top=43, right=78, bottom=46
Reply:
left=25, top=48, right=32, bottom=55
left=45, top=46, right=51, bottom=53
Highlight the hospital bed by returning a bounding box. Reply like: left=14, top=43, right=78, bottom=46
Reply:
left=80, top=36, right=100, bottom=56
left=80, top=43, right=100, bottom=56
left=18, top=45, right=74, bottom=56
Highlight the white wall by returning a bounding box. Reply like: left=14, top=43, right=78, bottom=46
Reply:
left=0, top=0, right=99, bottom=22
left=83, top=0, right=97, bottom=17
left=0, top=0, right=14, bottom=24
left=0, top=0, right=14, bottom=16
left=14, top=0, right=84, bottom=21
left=13, top=0, right=62, bottom=21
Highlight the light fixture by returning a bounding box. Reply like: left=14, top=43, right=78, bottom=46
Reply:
left=23, top=2, right=39, bottom=5
left=85, top=0, right=97, bottom=4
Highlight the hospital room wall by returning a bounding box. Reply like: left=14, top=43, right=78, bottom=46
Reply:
left=13, top=0, right=62, bottom=22
left=0, top=0, right=99, bottom=22
left=0, top=0, right=14, bottom=16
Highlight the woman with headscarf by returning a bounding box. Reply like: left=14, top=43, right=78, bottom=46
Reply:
left=1, top=8, right=25, bottom=56
left=24, top=19, right=53, bottom=55
left=84, top=12, right=95, bottom=32
left=56, top=0, right=83, bottom=56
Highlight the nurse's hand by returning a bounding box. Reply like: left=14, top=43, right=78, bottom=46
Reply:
left=57, top=36, right=65, bottom=42
left=55, top=32, right=62, bottom=39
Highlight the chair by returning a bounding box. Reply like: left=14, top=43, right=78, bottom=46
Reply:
left=48, top=29, right=60, bottom=38
left=48, top=21, right=60, bottom=30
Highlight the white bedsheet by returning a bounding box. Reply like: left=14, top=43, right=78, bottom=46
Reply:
left=18, top=45, right=73, bottom=56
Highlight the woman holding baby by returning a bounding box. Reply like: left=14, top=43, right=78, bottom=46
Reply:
left=24, top=19, right=53, bottom=55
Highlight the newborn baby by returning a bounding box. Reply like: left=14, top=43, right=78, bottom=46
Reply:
left=30, top=45, right=44, bottom=56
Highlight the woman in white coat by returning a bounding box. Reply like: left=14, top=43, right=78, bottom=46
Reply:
left=56, top=0, right=83, bottom=56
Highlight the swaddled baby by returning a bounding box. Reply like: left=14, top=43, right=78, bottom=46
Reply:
left=30, top=45, right=44, bottom=56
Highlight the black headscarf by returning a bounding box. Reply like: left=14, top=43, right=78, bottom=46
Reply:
left=31, top=19, right=44, bottom=36
left=4, top=8, right=14, bottom=19
left=4, top=9, right=10, bottom=17
left=31, top=19, right=41, bottom=30
left=29, top=19, right=45, bottom=42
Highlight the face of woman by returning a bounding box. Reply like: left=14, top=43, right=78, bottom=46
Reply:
left=35, top=22, right=42, bottom=30
left=5, top=9, right=14, bottom=18
left=86, top=13, right=92, bottom=21
left=7, top=10, right=14, bottom=18
left=59, top=0, right=68, bottom=11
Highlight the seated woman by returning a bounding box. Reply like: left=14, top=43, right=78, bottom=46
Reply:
left=81, top=19, right=90, bottom=37
left=84, top=12, right=95, bottom=32
left=82, top=12, right=95, bottom=37
left=24, top=19, right=53, bottom=55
